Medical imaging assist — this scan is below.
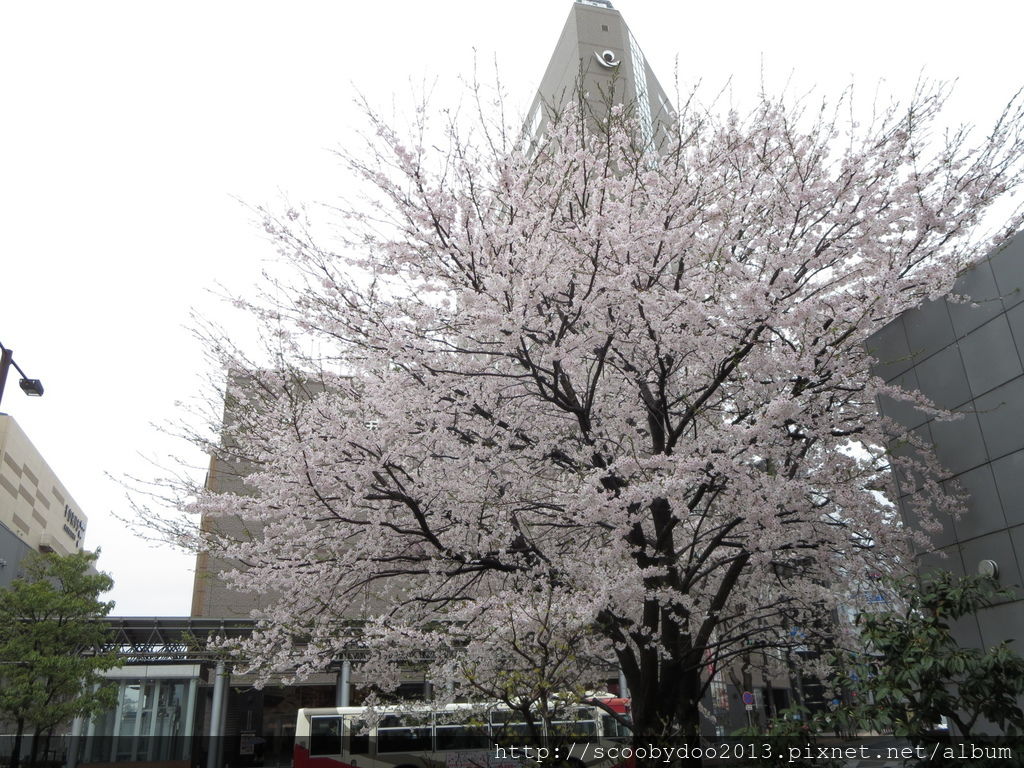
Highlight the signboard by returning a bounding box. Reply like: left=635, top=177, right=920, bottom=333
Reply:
left=239, top=732, right=256, bottom=756
left=63, top=504, right=86, bottom=544
left=741, top=691, right=755, bottom=706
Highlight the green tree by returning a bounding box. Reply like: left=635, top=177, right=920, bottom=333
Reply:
left=833, top=572, right=1024, bottom=754
left=0, top=551, right=121, bottom=768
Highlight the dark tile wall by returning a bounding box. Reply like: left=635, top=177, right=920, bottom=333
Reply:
left=868, top=231, right=1024, bottom=650
left=0, top=521, right=33, bottom=589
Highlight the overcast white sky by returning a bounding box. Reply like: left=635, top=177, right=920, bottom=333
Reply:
left=1, top=1, right=1022, bottom=616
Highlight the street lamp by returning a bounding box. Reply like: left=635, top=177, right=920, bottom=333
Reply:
left=0, top=340, right=44, bottom=408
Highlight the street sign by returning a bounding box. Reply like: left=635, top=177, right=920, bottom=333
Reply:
left=741, top=690, right=755, bottom=705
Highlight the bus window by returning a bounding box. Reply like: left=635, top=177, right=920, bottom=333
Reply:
left=600, top=714, right=631, bottom=741
left=377, top=713, right=432, bottom=753
left=549, top=708, right=598, bottom=744
left=310, top=716, right=343, bottom=757
left=550, top=720, right=597, bottom=742
left=345, top=718, right=370, bottom=756
left=489, top=722, right=535, bottom=745
left=435, top=724, right=490, bottom=751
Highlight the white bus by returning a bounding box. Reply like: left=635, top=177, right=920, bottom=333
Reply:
left=293, top=699, right=632, bottom=768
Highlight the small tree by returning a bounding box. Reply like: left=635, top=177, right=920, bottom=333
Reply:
left=0, top=551, right=120, bottom=768
left=437, top=585, right=619, bottom=753
left=833, top=572, right=1024, bottom=750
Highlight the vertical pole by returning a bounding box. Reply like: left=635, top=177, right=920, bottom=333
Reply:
left=617, top=668, right=630, bottom=699
left=84, top=684, right=99, bottom=764
left=217, top=686, right=229, bottom=768
left=66, top=716, right=83, bottom=768
left=208, top=662, right=226, bottom=768
left=110, top=682, right=126, bottom=762
left=336, top=660, right=351, bottom=707
left=0, top=347, right=12, bottom=408
left=147, top=679, right=162, bottom=761
left=130, top=683, right=146, bottom=762
left=183, top=678, right=198, bottom=761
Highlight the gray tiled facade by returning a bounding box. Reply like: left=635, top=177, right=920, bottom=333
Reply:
left=868, top=231, right=1024, bottom=652
left=0, top=521, right=33, bottom=589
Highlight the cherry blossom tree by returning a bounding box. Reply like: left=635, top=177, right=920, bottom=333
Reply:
left=152, top=83, right=1024, bottom=762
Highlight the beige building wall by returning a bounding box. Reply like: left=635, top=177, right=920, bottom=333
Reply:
left=0, top=413, right=87, bottom=557
left=189, top=373, right=373, bottom=623
left=190, top=451, right=269, bottom=618
left=191, top=370, right=297, bottom=618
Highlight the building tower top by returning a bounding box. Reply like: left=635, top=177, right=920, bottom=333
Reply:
left=524, top=0, right=672, bottom=150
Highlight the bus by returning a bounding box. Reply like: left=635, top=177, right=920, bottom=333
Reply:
left=293, top=699, right=632, bottom=768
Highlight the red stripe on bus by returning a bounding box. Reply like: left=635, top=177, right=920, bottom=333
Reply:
left=293, top=745, right=360, bottom=768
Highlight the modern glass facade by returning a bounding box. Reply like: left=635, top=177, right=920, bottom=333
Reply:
left=81, top=666, right=199, bottom=765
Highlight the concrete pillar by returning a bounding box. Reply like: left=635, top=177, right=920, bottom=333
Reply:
left=147, top=679, right=162, bottom=761
left=183, top=678, right=198, bottom=761
left=207, top=661, right=226, bottom=768
left=335, top=660, right=351, bottom=707
left=109, top=681, right=125, bottom=762
left=130, top=682, right=146, bottom=762
left=84, top=683, right=100, bottom=764
left=618, top=668, right=630, bottom=699
left=66, top=716, right=84, bottom=768
left=217, top=687, right=229, bottom=768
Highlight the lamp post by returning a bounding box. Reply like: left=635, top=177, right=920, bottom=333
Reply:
left=0, top=340, right=44, bottom=408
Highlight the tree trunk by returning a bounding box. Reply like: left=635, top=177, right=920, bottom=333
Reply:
left=42, top=729, right=54, bottom=768
left=628, top=659, right=706, bottom=768
left=675, top=666, right=704, bottom=768
left=10, top=718, right=25, bottom=768
left=27, top=725, right=42, bottom=768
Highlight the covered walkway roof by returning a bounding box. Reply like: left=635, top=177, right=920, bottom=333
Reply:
left=98, top=616, right=254, bottom=664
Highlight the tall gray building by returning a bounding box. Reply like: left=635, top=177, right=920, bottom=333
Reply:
left=869, top=232, right=1024, bottom=650
left=523, top=0, right=674, bottom=150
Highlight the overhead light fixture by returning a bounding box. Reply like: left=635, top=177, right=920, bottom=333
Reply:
left=0, top=341, right=44, bottom=406
left=19, top=378, right=44, bottom=397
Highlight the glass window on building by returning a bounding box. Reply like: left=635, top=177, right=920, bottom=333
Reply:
left=81, top=672, right=198, bottom=765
